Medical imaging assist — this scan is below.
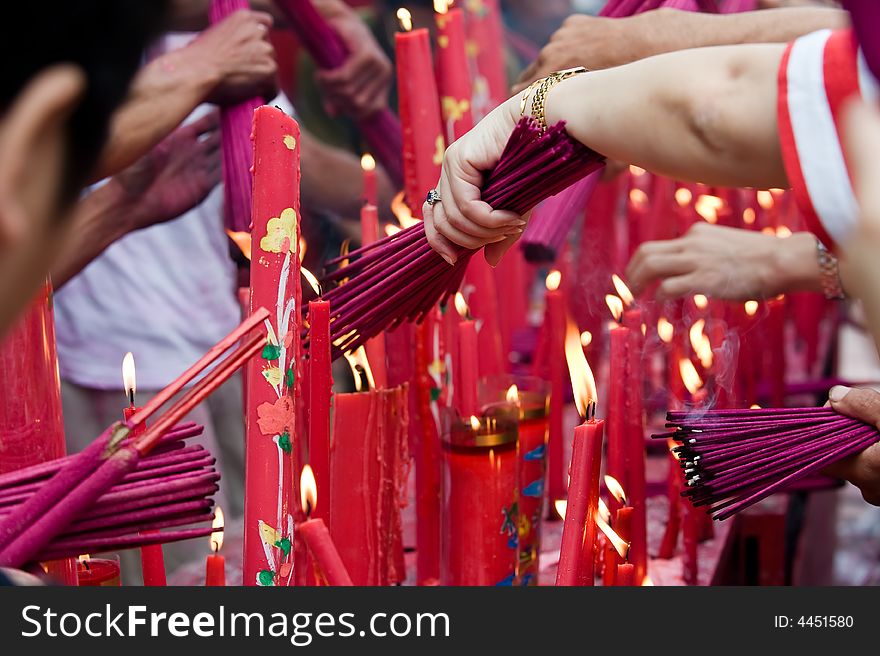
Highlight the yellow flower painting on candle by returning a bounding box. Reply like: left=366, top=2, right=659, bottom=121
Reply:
left=262, top=366, right=282, bottom=387
left=442, top=97, right=471, bottom=122
left=260, top=207, right=298, bottom=254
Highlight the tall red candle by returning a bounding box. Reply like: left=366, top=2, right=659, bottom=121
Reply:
left=360, top=204, right=388, bottom=389
left=360, top=153, right=377, bottom=207
left=606, top=297, right=629, bottom=513
left=464, top=0, right=508, bottom=115
left=244, top=105, right=301, bottom=587
left=298, top=465, right=353, bottom=586
left=441, top=409, right=519, bottom=585
left=306, top=295, right=331, bottom=522
left=556, top=322, right=604, bottom=586
left=453, top=292, right=479, bottom=418
left=395, top=9, right=444, bottom=217
left=0, top=283, right=76, bottom=585
left=544, top=271, right=567, bottom=508
left=205, top=507, right=226, bottom=586
left=434, top=2, right=474, bottom=143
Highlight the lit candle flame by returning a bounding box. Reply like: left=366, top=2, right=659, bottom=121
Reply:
left=300, top=465, right=317, bottom=517
left=397, top=7, right=413, bottom=31
left=226, top=230, right=252, bottom=261
left=78, top=554, right=91, bottom=565
left=694, top=194, right=723, bottom=223
left=565, top=318, right=597, bottom=419
left=657, top=317, right=674, bottom=344
left=596, top=507, right=629, bottom=560
left=390, top=191, right=420, bottom=229
left=360, top=153, right=376, bottom=172
left=744, top=300, right=759, bottom=316
left=433, top=0, right=449, bottom=13
left=454, top=291, right=470, bottom=319
left=629, top=188, right=648, bottom=208
left=545, top=269, right=562, bottom=292
left=742, top=207, right=756, bottom=225
left=605, top=294, right=624, bottom=323
left=385, top=224, right=401, bottom=237
left=611, top=274, right=634, bottom=307
left=122, top=352, right=136, bottom=406
left=301, top=266, right=321, bottom=296
left=679, top=358, right=703, bottom=395
left=629, top=165, right=646, bottom=177
left=689, top=319, right=713, bottom=369
left=210, top=507, right=225, bottom=553
left=756, top=190, right=774, bottom=210
left=674, top=187, right=692, bottom=207
left=693, top=294, right=708, bottom=310
left=604, top=475, right=627, bottom=505
left=300, top=235, right=307, bottom=263
left=469, top=415, right=481, bottom=431
left=505, top=384, right=519, bottom=404
left=750, top=403, right=761, bottom=409
left=343, top=346, right=376, bottom=392
left=580, top=330, right=592, bottom=348
left=667, top=438, right=681, bottom=459
left=597, top=498, right=611, bottom=523
left=776, top=226, right=792, bottom=238
left=642, top=576, right=654, bottom=586
left=554, top=499, right=567, bottom=520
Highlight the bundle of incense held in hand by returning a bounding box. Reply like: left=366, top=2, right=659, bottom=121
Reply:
left=0, top=423, right=219, bottom=562
left=319, top=117, right=605, bottom=358
left=657, top=407, right=880, bottom=521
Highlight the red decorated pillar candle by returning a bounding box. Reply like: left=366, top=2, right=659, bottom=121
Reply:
left=434, top=1, right=474, bottom=143
left=441, top=407, right=519, bottom=585
left=244, top=105, right=301, bottom=587
left=464, top=0, right=508, bottom=116
left=395, top=8, right=444, bottom=217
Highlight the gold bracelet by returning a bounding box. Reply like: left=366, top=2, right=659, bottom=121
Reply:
left=815, top=238, right=845, bottom=300
left=520, top=66, right=587, bottom=131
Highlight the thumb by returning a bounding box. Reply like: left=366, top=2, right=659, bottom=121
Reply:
left=828, top=386, right=880, bottom=429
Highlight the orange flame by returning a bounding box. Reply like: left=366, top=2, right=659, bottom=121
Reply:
left=657, top=317, right=674, bottom=344
left=742, top=207, right=756, bottom=225
left=689, top=319, right=713, bottom=369
left=360, top=153, right=376, bottom=172
left=605, top=294, right=624, bottom=322
left=693, top=294, right=708, bottom=310
left=300, top=465, right=317, bottom=516
left=674, top=187, right=692, bottom=207
left=454, top=291, right=470, bottom=319
left=301, top=266, right=321, bottom=296
left=397, top=7, right=413, bottom=31
left=750, top=404, right=761, bottom=409
left=385, top=224, right=401, bottom=237
left=580, top=330, right=592, bottom=348
left=210, top=507, right=225, bottom=552
left=694, top=194, right=723, bottom=223
left=744, top=300, right=759, bottom=316
left=433, top=0, right=449, bottom=13
left=565, top=318, right=597, bottom=418
left=776, top=226, right=792, bottom=238
left=122, top=352, right=136, bottom=402
left=545, top=269, right=562, bottom=292
left=679, top=358, right=703, bottom=395
left=597, top=498, right=611, bottom=523
left=343, top=346, right=375, bottom=392
left=596, top=508, right=629, bottom=559
left=390, top=191, right=420, bottom=229
left=505, top=385, right=519, bottom=404
left=554, top=499, right=567, bottom=520
left=756, top=190, right=774, bottom=210
left=642, top=576, right=654, bottom=586
left=629, top=188, right=648, bottom=208
left=469, top=415, right=481, bottom=431
left=629, top=165, right=646, bottom=177
left=611, top=274, right=634, bottom=307
left=604, top=475, right=627, bottom=505
left=226, top=230, right=252, bottom=261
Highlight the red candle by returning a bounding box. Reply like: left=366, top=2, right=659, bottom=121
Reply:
left=606, top=296, right=629, bottom=514
left=360, top=204, right=388, bottom=389
left=205, top=507, right=226, bottom=586
left=395, top=8, right=444, bottom=217
left=556, top=322, right=604, bottom=586
left=330, top=383, right=409, bottom=585
left=434, top=1, right=474, bottom=143
left=76, top=556, right=121, bottom=587
left=298, top=465, right=353, bottom=586
left=616, top=562, right=635, bottom=586
left=360, top=153, right=377, bottom=207
left=464, top=0, right=508, bottom=115
left=306, top=294, right=331, bottom=522
left=658, top=441, right=683, bottom=560
left=441, top=409, right=519, bottom=586
left=122, top=353, right=167, bottom=587
left=766, top=295, right=786, bottom=408
left=682, top=497, right=700, bottom=585
left=544, top=271, right=567, bottom=508
left=0, top=282, right=76, bottom=584
left=453, top=292, right=479, bottom=418
left=244, top=105, right=301, bottom=587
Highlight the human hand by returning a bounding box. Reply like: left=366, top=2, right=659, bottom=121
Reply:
left=313, top=1, right=392, bottom=119
left=625, top=222, right=821, bottom=300
left=191, top=9, right=277, bottom=106
left=109, top=112, right=221, bottom=232
left=822, top=386, right=880, bottom=506
left=514, top=14, right=641, bottom=92
left=422, top=98, right=526, bottom=267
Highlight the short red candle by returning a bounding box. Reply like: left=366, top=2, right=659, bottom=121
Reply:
left=395, top=12, right=444, bottom=217
left=76, top=557, right=121, bottom=587
left=441, top=411, right=519, bottom=586
left=299, top=517, right=353, bottom=586
left=205, top=507, right=226, bottom=586
left=616, top=562, right=635, bottom=586
left=556, top=417, right=605, bottom=586
left=361, top=154, right=377, bottom=207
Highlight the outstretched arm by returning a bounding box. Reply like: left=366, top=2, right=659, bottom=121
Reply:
left=425, top=42, right=787, bottom=264
left=517, top=7, right=848, bottom=88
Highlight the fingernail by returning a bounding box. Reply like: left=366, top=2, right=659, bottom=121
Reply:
left=441, top=253, right=457, bottom=266
left=513, top=220, right=527, bottom=227
left=508, top=228, right=523, bottom=235
left=829, top=385, right=850, bottom=402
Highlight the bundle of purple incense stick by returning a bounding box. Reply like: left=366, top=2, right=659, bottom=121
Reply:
left=519, top=168, right=602, bottom=263
left=657, top=407, right=880, bottom=521
left=319, top=117, right=605, bottom=357
left=275, top=0, right=404, bottom=187
left=210, top=0, right=262, bottom=233
left=0, top=422, right=219, bottom=563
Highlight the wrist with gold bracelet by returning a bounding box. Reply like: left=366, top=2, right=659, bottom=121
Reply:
left=519, top=66, right=588, bottom=131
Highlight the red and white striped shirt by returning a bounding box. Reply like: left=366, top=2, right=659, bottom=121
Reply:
left=777, top=28, right=879, bottom=251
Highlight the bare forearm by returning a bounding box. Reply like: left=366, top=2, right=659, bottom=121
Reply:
left=632, top=7, right=848, bottom=60
left=541, top=43, right=788, bottom=189
left=93, top=50, right=218, bottom=180
left=52, top=183, right=133, bottom=288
